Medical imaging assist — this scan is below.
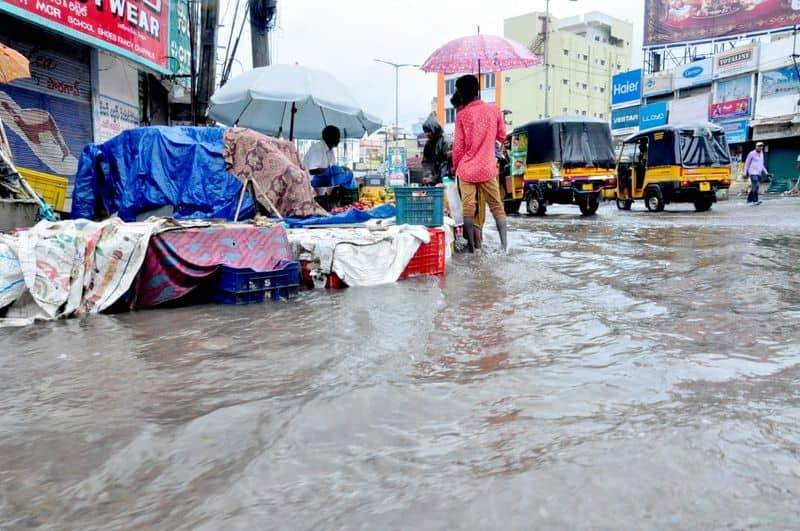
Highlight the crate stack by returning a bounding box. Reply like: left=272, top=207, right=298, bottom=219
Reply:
left=212, top=261, right=301, bottom=305
left=393, top=186, right=447, bottom=279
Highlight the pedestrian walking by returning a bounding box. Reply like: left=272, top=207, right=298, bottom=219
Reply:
left=744, top=141, right=767, bottom=205
left=452, top=74, right=508, bottom=252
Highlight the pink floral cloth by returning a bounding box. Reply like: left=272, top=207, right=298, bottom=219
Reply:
left=223, top=128, right=327, bottom=218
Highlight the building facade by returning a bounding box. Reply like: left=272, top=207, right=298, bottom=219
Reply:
left=0, top=2, right=192, bottom=209
left=503, top=11, right=633, bottom=129
left=435, top=72, right=502, bottom=139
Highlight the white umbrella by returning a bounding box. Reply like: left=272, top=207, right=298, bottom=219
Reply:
left=209, top=64, right=382, bottom=140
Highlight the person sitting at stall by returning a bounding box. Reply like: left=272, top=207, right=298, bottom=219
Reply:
left=303, top=125, right=356, bottom=190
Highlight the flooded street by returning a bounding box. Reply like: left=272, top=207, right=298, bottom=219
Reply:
left=2, top=197, right=800, bottom=530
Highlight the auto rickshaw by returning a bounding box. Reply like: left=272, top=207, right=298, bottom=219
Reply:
left=510, top=117, right=617, bottom=216
left=615, top=123, right=732, bottom=212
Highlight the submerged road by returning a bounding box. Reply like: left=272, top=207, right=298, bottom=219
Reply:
left=2, top=196, right=800, bottom=529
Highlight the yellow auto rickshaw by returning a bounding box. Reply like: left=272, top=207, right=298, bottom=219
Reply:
left=615, top=123, right=732, bottom=212
left=510, top=117, right=617, bottom=216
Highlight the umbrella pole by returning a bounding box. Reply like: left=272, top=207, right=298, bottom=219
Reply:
left=289, top=102, right=297, bottom=141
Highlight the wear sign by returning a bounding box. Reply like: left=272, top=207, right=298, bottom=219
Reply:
left=713, top=45, right=758, bottom=79
left=639, top=102, right=668, bottom=130
left=0, top=0, right=170, bottom=73
left=673, top=57, right=713, bottom=90
left=611, top=105, right=640, bottom=132
left=709, top=98, right=750, bottom=120
left=611, top=69, right=642, bottom=107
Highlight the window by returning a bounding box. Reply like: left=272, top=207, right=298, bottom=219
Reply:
left=445, top=79, right=456, bottom=96
left=562, top=107, right=568, bottom=113
left=563, top=49, right=569, bottom=56
left=484, top=72, right=495, bottom=89
left=600, top=59, right=606, bottom=66
left=582, top=54, right=588, bottom=61
left=581, top=110, right=587, bottom=116
left=599, top=113, right=604, bottom=119
left=616, top=64, right=622, bottom=70
left=595, top=35, right=601, bottom=41
left=600, top=87, right=606, bottom=93
left=445, top=108, right=455, bottom=124
left=539, top=114, right=543, bottom=119
left=582, top=83, right=588, bottom=90
left=576, top=81, right=581, bottom=88
left=575, top=109, right=580, bottom=115
left=562, top=79, right=569, bottom=85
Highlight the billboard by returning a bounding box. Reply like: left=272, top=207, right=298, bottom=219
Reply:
left=642, top=72, right=672, bottom=97
left=639, top=102, right=669, bottom=130
left=715, top=75, right=753, bottom=102
left=611, top=105, right=640, bottom=133
left=668, top=93, right=710, bottom=124
left=644, top=0, right=800, bottom=47
left=673, top=58, right=713, bottom=90
left=0, top=0, right=171, bottom=73
left=713, top=45, right=758, bottom=79
left=760, top=65, right=800, bottom=99
left=710, top=98, right=751, bottom=120
left=611, top=69, right=642, bottom=107
left=719, top=118, right=749, bottom=144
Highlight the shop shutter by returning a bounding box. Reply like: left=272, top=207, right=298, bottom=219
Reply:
left=0, top=15, right=92, bottom=192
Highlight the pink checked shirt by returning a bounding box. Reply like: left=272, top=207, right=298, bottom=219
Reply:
left=452, top=99, right=506, bottom=183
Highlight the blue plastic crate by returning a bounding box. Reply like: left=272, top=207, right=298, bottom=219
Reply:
left=394, top=187, right=444, bottom=227
left=212, top=261, right=300, bottom=305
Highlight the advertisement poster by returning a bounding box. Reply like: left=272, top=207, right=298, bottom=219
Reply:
left=611, top=69, right=642, bottom=107
left=760, top=65, right=800, bottom=98
left=510, top=131, right=528, bottom=176
left=710, top=98, right=751, bottom=119
left=639, top=101, right=669, bottom=130
left=719, top=118, right=749, bottom=143
left=0, top=0, right=171, bottom=72
left=715, top=75, right=753, bottom=102
left=0, top=86, right=91, bottom=186
left=713, top=45, right=758, bottom=78
left=95, top=95, right=140, bottom=142
left=644, top=0, right=800, bottom=47
left=387, top=146, right=406, bottom=187
left=643, top=71, right=672, bottom=97
left=672, top=57, right=713, bottom=90
left=611, top=105, right=640, bottom=133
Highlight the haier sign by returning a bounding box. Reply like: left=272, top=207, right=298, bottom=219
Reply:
left=639, top=102, right=668, bottom=130
left=611, top=69, right=642, bottom=107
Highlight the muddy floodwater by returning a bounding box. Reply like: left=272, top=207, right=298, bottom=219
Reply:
left=2, top=198, right=800, bottom=530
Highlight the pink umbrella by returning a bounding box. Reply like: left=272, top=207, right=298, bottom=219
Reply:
left=420, top=34, right=541, bottom=75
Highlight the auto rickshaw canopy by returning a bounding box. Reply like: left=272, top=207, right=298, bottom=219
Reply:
left=511, top=117, right=616, bottom=169
left=623, top=122, right=731, bottom=168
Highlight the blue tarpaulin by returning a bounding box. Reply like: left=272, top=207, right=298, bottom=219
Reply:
left=283, top=204, right=396, bottom=228
left=71, top=126, right=254, bottom=221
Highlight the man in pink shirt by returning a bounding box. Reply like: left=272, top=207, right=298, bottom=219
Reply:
left=452, top=74, right=508, bottom=252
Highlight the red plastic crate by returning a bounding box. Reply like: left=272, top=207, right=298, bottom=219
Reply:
left=400, top=228, right=446, bottom=280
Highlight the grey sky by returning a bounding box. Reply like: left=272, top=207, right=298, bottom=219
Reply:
left=219, top=0, right=645, bottom=131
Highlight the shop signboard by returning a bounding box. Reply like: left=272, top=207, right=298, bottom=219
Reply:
left=0, top=0, right=171, bottom=73
left=387, top=146, right=407, bottom=187
left=639, top=101, right=668, bottom=130
left=719, top=118, right=749, bottom=144
left=642, top=71, right=672, bottom=97
left=713, top=45, right=758, bottom=79
left=715, top=74, right=753, bottom=103
left=644, top=0, right=800, bottom=47
left=168, top=0, right=191, bottom=81
left=611, top=69, right=642, bottom=107
left=760, top=65, right=800, bottom=99
left=709, top=98, right=751, bottom=120
left=611, top=105, right=640, bottom=134
left=668, top=93, right=710, bottom=124
left=673, top=58, right=713, bottom=90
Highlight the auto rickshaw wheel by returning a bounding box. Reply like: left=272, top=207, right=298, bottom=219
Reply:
left=645, top=189, right=665, bottom=212
left=578, top=194, right=600, bottom=216
left=616, top=198, right=633, bottom=210
left=526, top=193, right=546, bottom=216
left=504, top=199, right=522, bottom=215
left=694, top=196, right=713, bottom=212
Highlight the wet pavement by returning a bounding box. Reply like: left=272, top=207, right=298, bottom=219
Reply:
left=2, top=196, right=800, bottom=530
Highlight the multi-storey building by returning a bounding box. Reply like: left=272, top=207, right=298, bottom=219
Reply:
left=435, top=72, right=503, bottom=140
left=503, top=11, right=633, bottom=129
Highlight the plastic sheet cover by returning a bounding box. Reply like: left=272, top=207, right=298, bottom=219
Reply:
left=71, top=126, right=254, bottom=221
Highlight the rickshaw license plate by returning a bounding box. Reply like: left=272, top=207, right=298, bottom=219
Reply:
left=581, top=183, right=593, bottom=191
left=699, top=182, right=711, bottom=192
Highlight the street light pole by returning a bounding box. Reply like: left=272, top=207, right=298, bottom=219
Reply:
left=374, top=58, right=419, bottom=184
